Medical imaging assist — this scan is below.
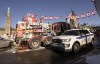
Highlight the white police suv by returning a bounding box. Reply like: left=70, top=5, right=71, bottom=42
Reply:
left=51, top=29, right=94, bottom=53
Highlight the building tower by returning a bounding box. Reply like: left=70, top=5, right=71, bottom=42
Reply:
left=5, top=7, right=11, bottom=35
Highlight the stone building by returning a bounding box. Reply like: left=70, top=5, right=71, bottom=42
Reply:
left=0, top=7, right=16, bottom=36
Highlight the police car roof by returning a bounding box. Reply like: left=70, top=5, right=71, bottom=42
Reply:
left=66, top=29, right=89, bottom=31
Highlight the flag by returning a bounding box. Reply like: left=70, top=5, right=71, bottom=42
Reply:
left=81, top=13, right=85, bottom=18
left=22, top=16, right=28, bottom=22
left=27, top=17, right=33, bottom=22
left=92, top=10, right=95, bottom=15
left=66, top=16, right=68, bottom=19
left=18, top=22, right=26, bottom=29
left=44, top=16, right=48, bottom=20
left=86, top=12, right=90, bottom=17
left=32, top=17, right=37, bottom=22
left=54, top=16, right=58, bottom=20
left=49, top=16, right=53, bottom=20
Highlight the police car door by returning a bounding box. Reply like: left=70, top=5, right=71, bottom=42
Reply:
left=80, top=30, right=87, bottom=45
left=83, top=30, right=91, bottom=44
left=0, top=38, right=7, bottom=48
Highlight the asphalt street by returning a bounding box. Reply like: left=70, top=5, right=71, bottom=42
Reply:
left=0, top=37, right=100, bottom=64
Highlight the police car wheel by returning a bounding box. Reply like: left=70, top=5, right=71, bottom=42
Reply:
left=89, top=39, right=94, bottom=46
left=8, top=42, right=13, bottom=48
left=29, top=39, right=41, bottom=49
left=43, top=38, right=52, bottom=46
left=72, top=43, right=80, bottom=53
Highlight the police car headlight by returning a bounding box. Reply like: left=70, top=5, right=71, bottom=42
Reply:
left=64, top=44, right=70, bottom=48
left=62, top=38, right=71, bottom=42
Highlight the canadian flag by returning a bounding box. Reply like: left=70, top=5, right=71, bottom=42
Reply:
left=49, top=16, right=53, bottom=20
left=92, top=10, right=95, bottom=15
left=54, top=16, right=58, bottom=20
left=81, top=13, right=85, bottom=18
left=18, top=22, right=26, bottom=29
left=66, top=16, right=68, bottom=19
left=44, top=16, right=48, bottom=20
left=86, top=12, right=90, bottom=17
left=22, top=16, right=28, bottom=21
left=32, top=17, right=37, bottom=22
left=27, top=16, right=33, bottom=22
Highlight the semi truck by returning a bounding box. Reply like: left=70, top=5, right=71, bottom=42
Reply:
left=15, top=23, right=52, bottom=49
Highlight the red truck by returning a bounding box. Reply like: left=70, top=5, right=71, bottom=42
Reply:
left=16, top=32, right=52, bottom=49
left=15, top=23, right=53, bottom=49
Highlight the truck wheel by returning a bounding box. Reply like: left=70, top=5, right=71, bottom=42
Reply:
left=29, top=39, right=41, bottom=49
left=72, top=43, right=80, bottom=53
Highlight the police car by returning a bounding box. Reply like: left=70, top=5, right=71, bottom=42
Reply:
left=51, top=29, right=94, bottom=53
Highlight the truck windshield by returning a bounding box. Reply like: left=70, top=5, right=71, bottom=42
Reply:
left=61, top=30, right=80, bottom=36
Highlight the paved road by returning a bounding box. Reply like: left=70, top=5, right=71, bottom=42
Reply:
left=0, top=37, right=100, bottom=64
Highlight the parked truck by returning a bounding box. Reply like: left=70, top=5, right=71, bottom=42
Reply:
left=15, top=23, right=53, bottom=49
left=52, top=22, right=71, bottom=36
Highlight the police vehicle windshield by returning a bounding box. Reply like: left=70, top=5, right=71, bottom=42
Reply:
left=61, top=30, right=80, bottom=36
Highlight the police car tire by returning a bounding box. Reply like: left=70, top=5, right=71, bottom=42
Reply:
left=29, top=39, right=41, bottom=49
left=89, top=38, right=94, bottom=46
left=8, top=41, right=13, bottom=48
left=72, top=43, right=80, bottom=53
left=43, top=38, right=52, bottom=46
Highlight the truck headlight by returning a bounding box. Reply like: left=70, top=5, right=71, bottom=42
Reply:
left=62, top=38, right=71, bottom=42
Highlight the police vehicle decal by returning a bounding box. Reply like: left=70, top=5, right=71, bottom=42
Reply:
left=76, top=34, right=93, bottom=39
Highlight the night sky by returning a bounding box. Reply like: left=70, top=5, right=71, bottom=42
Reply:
left=0, top=0, right=99, bottom=27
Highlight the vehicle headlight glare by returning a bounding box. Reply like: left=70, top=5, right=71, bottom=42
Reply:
left=63, top=39, right=71, bottom=42
left=65, top=44, right=70, bottom=48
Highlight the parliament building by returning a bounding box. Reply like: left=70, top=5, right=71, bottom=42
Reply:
left=0, top=7, right=16, bottom=36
